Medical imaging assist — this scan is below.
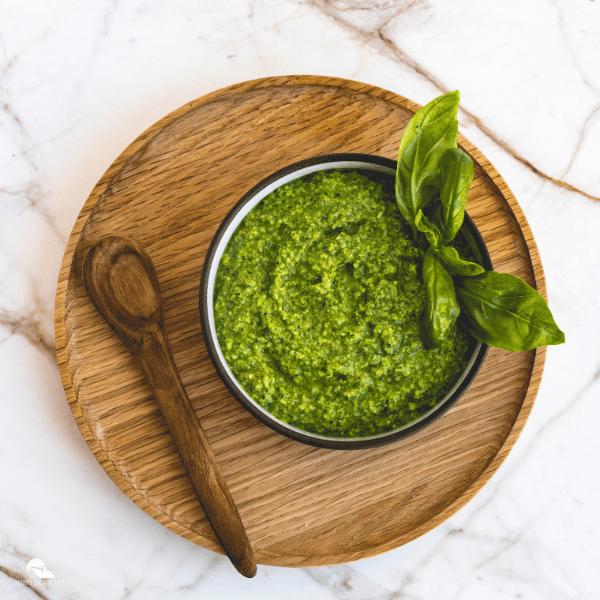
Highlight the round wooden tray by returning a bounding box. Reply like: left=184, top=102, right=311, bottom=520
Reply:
left=55, top=76, right=546, bottom=567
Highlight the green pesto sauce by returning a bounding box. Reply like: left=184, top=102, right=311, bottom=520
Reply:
left=214, top=170, right=471, bottom=438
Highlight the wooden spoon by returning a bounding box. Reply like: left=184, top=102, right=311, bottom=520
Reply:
left=82, top=236, right=257, bottom=578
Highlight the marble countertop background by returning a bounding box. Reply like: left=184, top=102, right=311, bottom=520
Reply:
left=1, top=1, right=599, bottom=598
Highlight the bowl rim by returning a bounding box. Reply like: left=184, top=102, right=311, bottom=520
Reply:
left=199, top=153, right=491, bottom=450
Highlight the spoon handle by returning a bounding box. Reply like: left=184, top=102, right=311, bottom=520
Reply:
left=83, top=236, right=256, bottom=578
left=136, top=322, right=257, bottom=578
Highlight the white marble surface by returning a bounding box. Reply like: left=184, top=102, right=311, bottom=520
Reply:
left=1, top=0, right=599, bottom=598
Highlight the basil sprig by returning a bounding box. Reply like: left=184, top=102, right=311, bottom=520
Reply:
left=396, top=91, right=565, bottom=352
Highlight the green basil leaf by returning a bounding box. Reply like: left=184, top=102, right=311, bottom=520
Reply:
left=456, top=271, right=565, bottom=351
left=415, top=209, right=442, bottom=248
left=436, top=148, right=474, bottom=244
left=396, top=91, right=460, bottom=235
left=437, top=245, right=484, bottom=277
left=419, top=247, right=461, bottom=349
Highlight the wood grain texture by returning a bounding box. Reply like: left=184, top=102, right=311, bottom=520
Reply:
left=82, top=236, right=256, bottom=577
left=54, top=76, right=546, bottom=567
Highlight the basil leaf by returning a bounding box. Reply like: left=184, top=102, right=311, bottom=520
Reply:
left=419, top=247, right=461, bottom=349
left=415, top=209, right=442, bottom=248
left=436, top=148, right=474, bottom=244
left=396, top=91, right=460, bottom=235
left=456, top=271, right=565, bottom=351
left=437, top=245, right=484, bottom=277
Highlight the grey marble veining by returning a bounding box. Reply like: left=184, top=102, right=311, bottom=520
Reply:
left=1, top=1, right=599, bottom=598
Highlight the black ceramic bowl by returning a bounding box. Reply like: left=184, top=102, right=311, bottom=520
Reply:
left=199, top=153, right=491, bottom=449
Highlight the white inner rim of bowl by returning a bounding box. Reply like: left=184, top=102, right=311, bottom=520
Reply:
left=206, top=160, right=480, bottom=442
